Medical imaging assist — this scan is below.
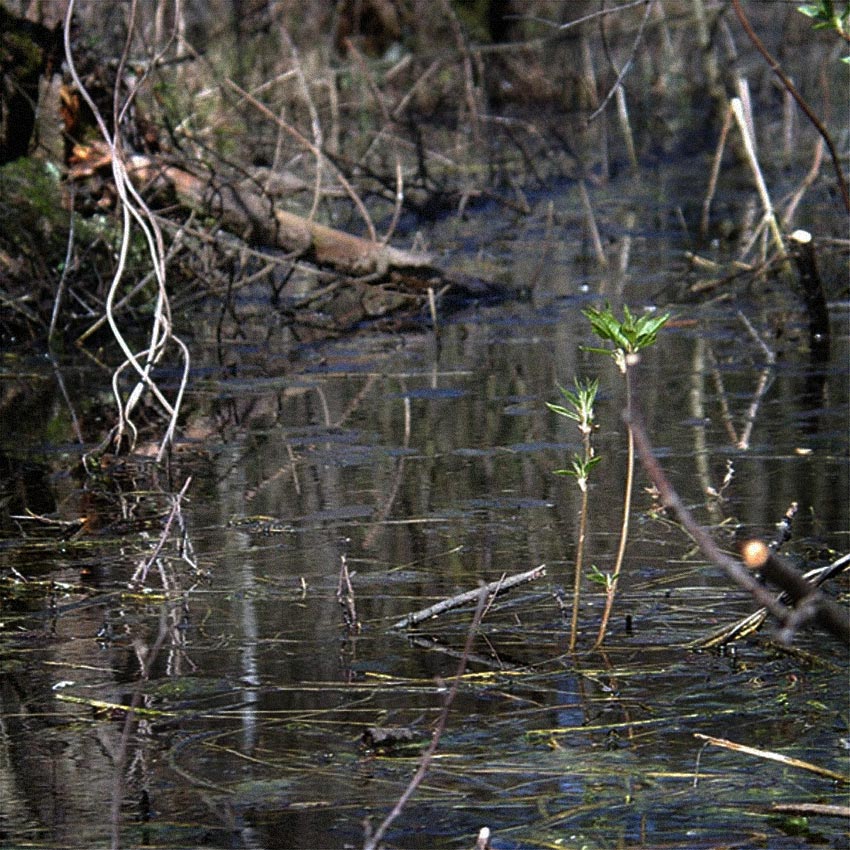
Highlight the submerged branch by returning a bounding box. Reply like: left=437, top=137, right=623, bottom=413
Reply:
left=388, top=564, right=546, bottom=630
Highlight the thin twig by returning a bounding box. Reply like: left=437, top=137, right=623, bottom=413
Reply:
left=343, top=37, right=406, bottom=246
left=594, top=365, right=634, bottom=649
left=741, top=540, right=849, bottom=643
left=631, top=405, right=848, bottom=643
left=570, top=461, right=591, bottom=652
left=388, top=565, right=546, bottom=630
left=626, top=410, right=801, bottom=622
left=770, top=803, right=850, bottom=818
left=695, top=550, right=850, bottom=649
left=588, top=0, right=655, bottom=123
left=337, top=550, right=361, bottom=635
left=49, top=185, right=76, bottom=344
left=731, top=0, right=850, bottom=214
left=280, top=27, right=324, bottom=223
left=694, top=733, right=848, bottom=784
left=364, top=587, right=490, bottom=850
left=225, top=78, right=377, bottom=242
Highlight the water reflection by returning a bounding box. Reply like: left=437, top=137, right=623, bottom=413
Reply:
left=2, top=230, right=848, bottom=849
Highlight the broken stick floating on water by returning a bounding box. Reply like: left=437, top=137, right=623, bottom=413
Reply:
left=388, top=564, right=546, bottom=630
left=694, top=733, right=849, bottom=784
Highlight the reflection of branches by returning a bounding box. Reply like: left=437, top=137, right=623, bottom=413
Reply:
left=109, top=595, right=195, bottom=850
left=48, top=354, right=84, bottom=444
left=131, top=476, right=194, bottom=588
left=628, top=405, right=849, bottom=644
left=364, top=587, right=489, bottom=850
left=734, top=311, right=774, bottom=451
left=363, top=392, right=410, bottom=550
left=108, top=473, right=199, bottom=848
left=704, top=311, right=776, bottom=451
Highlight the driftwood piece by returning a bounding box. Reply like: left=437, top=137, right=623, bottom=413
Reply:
left=389, top=564, right=546, bottom=630
left=770, top=803, right=850, bottom=819
left=126, top=154, right=441, bottom=281
left=694, top=733, right=848, bottom=784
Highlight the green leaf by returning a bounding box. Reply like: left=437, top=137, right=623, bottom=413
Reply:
left=546, top=401, right=580, bottom=422
left=580, top=344, right=618, bottom=358
left=797, top=3, right=823, bottom=18
left=548, top=378, right=599, bottom=427
left=587, top=564, right=610, bottom=587
left=553, top=454, right=601, bottom=487
left=582, top=303, right=671, bottom=356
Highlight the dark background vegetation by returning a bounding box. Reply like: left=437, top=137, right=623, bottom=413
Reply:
left=2, top=0, right=847, bottom=350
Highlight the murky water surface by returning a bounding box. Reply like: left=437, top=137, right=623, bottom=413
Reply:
left=2, top=174, right=848, bottom=849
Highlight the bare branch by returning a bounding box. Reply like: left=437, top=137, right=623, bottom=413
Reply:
left=388, top=564, right=546, bottom=630
left=627, top=406, right=848, bottom=644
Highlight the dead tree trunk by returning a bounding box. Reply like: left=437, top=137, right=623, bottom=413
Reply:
left=127, top=155, right=441, bottom=283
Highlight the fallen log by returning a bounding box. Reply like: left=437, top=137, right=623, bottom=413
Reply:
left=125, top=153, right=442, bottom=282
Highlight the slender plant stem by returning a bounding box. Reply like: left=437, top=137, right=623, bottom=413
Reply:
left=569, top=422, right=594, bottom=652
left=570, top=484, right=589, bottom=651
left=594, top=369, right=634, bottom=648
left=730, top=98, right=785, bottom=257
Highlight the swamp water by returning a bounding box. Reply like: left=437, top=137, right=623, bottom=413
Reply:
left=1, top=171, right=848, bottom=850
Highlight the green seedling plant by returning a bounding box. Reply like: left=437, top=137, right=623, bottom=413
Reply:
left=582, top=304, right=670, bottom=649
left=547, top=377, right=600, bottom=651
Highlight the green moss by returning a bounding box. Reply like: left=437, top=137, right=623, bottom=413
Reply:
left=0, top=157, right=63, bottom=224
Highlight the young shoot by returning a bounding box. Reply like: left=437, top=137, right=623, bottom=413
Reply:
left=797, top=1, right=850, bottom=39
left=547, top=376, right=599, bottom=650
left=582, top=303, right=671, bottom=370
left=554, top=454, right=602, bottom=494
left=588, top=564, right=612, bottom=590
left=546, top=377, right=599, bottom=436
left=580, top=302, right=670, bottom=649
